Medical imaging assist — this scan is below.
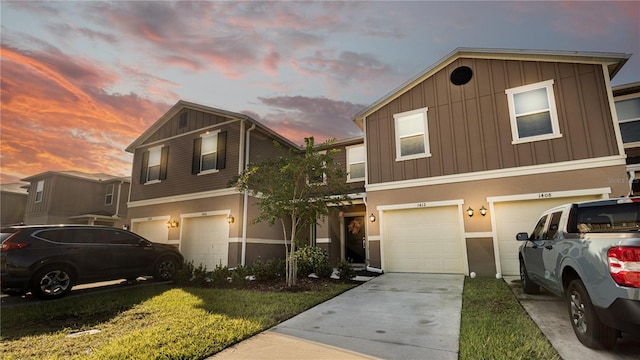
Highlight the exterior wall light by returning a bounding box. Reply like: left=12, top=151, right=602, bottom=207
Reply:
left=167, top=219, right=179, bottom=228
left=227, top=214, right=235, bottom=224
left=480, top=206, right=487, bottom=216
left=467, top=207, right=474, bottom=217
left=369, top=213, right=376, bottom=222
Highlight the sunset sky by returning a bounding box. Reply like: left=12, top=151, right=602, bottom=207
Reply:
left=1, top=1, right=639, bottom=184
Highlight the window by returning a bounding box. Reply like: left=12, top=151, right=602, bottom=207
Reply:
left=34, top=180, right=44, bottom=203
left=394, top=107, right=430, bottom=160
left=192, top=131, right=227, bottom=175
left=505, top=79, right=561, bottom=144
left=347, top=145, right=365, bottom=182
left=546, top=212, right=563, bottom=240
left=615, top=96, right=640, bottom=144
left=104, top=184, right=114, bottom=205
left=530, top=215, right=548, bottom=240
left=140, top=145, right=168, bottom=184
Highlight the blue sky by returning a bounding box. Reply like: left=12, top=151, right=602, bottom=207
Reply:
left=1, top=1, right=638, bottom=183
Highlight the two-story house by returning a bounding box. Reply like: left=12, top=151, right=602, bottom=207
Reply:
left=353, top=48, right=632, bottom=277
left=0, top=182, right=28, bottom=226
left=613, top=81, right=640, bottom=195
left=125, top=101, right=300, bottom=269
left=21, top=171, right=130, bottom=228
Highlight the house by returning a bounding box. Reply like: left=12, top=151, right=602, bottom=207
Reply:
left=21, top=171, right=130, bottom=228
left=0, top=182, right=28, bottom=226
left=125, top=100, right=300, bottom=269
left=352, top=48, right=632, bottom=277
left=613, top=81, right=640, bottom=195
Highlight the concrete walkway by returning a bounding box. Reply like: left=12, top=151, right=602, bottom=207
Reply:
left=213, top=273, right=464, bottom=360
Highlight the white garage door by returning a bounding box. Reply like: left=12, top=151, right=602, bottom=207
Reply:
left=494, top=195, right=602, bottom=275
left=383, top=206, right=464, bottom=273
left=132, top=220, right=169, bottom=243
left=181, top=215, right=228, bottom=270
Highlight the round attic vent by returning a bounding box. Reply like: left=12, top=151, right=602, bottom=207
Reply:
left=450, top=66, right=473, bottom=85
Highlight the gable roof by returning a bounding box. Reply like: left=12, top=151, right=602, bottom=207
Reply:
left=352, top=47, right=631, bottom=128
left=126, top=100, right=300, bottom=153
left=0, top=182, right=29, bottom=195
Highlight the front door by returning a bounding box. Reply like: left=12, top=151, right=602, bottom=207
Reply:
left=345, top=216, right=366, bottom=263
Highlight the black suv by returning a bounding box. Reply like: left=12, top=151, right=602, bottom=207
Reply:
left=1, top=225, right=183, bottom=300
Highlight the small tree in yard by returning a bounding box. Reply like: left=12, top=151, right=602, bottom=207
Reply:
left=232, top=137, right=351, bottom=287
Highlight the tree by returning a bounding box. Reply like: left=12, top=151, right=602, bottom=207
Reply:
left=232, top=137, right=352, bottom=286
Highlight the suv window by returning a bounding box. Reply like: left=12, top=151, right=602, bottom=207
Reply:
left=37, top=229, right=74, bottom=243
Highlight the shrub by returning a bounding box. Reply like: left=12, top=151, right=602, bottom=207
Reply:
left=250, top=258, right=284, bottom=281
left=209, top=263, right=232, bottom=286
left=295, top=246, right=330, bottom=278
left=336, top=260, right=356, bottom=280
left=230, top=265, right=249, bottom=286
left=173, top=261, right=209, bottom=286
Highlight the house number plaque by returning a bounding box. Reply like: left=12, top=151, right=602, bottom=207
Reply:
left=417, top=202, right=428, bottom=208
left=538, top=192, right=553, bottom=198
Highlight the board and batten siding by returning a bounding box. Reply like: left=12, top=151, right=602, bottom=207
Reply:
left=366, top=58, right=619, bottom=185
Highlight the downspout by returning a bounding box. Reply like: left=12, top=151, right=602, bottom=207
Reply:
left=241, top=123, right=257, bottom=266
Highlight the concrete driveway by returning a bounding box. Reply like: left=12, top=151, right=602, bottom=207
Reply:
left=214, top=273, right=464, bottom=360
left=503, top=276, right=640, bottom=360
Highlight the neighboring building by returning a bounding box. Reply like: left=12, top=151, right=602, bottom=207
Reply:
left=352, top=48, right=632, bottom=277
left=613, top=81, right=640, bottom=195
left=125, top=100, right=299, bottom=269
left=0, top=182, right=28, bottom=226
left=21, top=171, right=130, bottom=228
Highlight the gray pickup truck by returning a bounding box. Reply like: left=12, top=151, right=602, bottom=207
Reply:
left=517, top=197, right=640, bottom=350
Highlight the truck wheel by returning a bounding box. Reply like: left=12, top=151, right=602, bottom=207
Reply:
left=566, top=279, right=617, bottom=350
left=30, top=265, right=74, bottom=300
left=520, top=260, right=540, bottom=294
left=153, top=256, right=179, bottom=282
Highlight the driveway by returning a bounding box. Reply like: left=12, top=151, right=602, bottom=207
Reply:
left=214, top=273, right=464, bottom=360
left=503, top=276, right=640, bottom=360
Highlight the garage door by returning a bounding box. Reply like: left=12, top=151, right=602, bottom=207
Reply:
left=132, top=220, right=169, bottom=243
left=383, top=206, right=464, bottom=273
left=494, top=195, right=602, bottom=275
left=181, top=215, right=228, bottom=270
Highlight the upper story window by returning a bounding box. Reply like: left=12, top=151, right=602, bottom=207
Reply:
left=104, top=184, right=114, bottom=205
left=346, top=144, right=365, bottom=182
left=394, top=107, right=430, bottom=161
left=615, top=95, right=640, bottom=145
left=505, top=79, right=561, bottom=144
left=192, top=131, right=227, bottom=175
left=35, top=180, right=44, bottom=203
left=140, top=145, right=168, bottom=184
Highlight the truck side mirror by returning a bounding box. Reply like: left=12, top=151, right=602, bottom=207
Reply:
left=516, top=232, right=530, bottom=241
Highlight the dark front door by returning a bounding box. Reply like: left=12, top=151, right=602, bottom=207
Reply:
left=345, top=216, right=365, bottom=263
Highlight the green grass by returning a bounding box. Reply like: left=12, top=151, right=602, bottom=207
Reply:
left=0, top=283, right=355, bottom=359
left=2, top=278, right=562, bottom=359
left=459, top=277, right=561, bottom=360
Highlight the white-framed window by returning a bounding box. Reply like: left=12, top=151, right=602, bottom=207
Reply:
left=147, top=146, right=162, bottom=182
left=346, top=144, right=365, bottom=182
left=140, top=145, right=168, bottom=184
left=615, top=95, right=640, bottom=146
left=192, top=130, right=227, bottom=175
left=394, top=107, right=430, bottom=161
left=505, top=79, right=561, bottom=144
left=34, top=180, right=44, bottom=203
left=104, top=184, right=114, bottom=205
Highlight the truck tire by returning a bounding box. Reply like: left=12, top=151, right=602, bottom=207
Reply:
left=30, top=265, right=74, bottom=300
left=566, top=279, right=618, bottom=350
left=520, top=260, right=540, bottom=294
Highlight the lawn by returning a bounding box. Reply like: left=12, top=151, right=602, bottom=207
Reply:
left=1, top=277, right=561, bottom=359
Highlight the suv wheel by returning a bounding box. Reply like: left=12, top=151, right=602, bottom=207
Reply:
left=566, top=279, right=618, bottom=350
left=520, top=260, right=540, bottom=294
left=31, top=265, right=74, bottom=300
left=154, top=256, right=179, bottom=282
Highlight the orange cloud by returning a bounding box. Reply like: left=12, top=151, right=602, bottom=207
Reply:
left=0, top=45, right=170, bottom=183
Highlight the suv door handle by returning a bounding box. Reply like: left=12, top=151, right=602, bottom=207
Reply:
left=545, top=245, right=553, bottom=250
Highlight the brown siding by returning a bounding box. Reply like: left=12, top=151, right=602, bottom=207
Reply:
left=366, top=58, right=618, bottom=185
left=130, top=120, right=242, bottom=201
left=466, top=237, right=496, bottom=277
